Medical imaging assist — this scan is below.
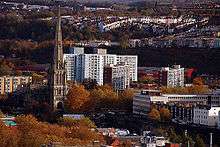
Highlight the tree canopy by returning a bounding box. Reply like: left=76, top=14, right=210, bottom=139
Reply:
left=159, top=107, right=171, bottom=122
left=148, top=108, right=160, bottom=121
left=194, top=135, right=205, bottom=147
left=0, top=114, right=104, bottom=147
left=65, top=84, right=90, bottom=113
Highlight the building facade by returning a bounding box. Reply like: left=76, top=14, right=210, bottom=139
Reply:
left=63, top=54, right=77, bottom=81
left=116, top=55, right=138, bottom=82
left=133, top=90, right=166, bottom=116
left=103, top=64, right=130, bottom=91
left=218, top=111, right=220, bottom=129
left=0, top=76, right=32, bottom=94
left=159, top=65, right=184, bottom=87
left=133, top=90, right=220, bottom=116
left=193, top=106, right=220, bottom=127
left=64, top=48, right=138, bottom=86
left=69, top=47, right=84, bottom=54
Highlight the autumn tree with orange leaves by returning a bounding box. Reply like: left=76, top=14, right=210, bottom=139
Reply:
left=0, top=120, right=19, bottom=147
left=89, top=85, right=118, bottom=111
left=65, top=84, right=90, bottom=113
left=148, top=108, right=161, bottom=121
left=159, top=107, right=171, bottom=122
left=0, top=111, right=104, bottom=147
left=118, top=89, right=134, bottom=111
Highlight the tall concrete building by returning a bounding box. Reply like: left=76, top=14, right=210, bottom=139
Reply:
left=64, top=48, right=138, bottom=87
left=159, top=65, right=184, bottom=87
left=63, top=54, right=77, bottom=81
left=116, top=55, right=138, bottom=82
left=77, top=54, right=104, bottom=85
left=50, top=6, right=67, bottom=110
left=104, top=64, right=130, bottom=91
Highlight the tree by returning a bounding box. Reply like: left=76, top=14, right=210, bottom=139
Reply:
left=119, top=89, right=134, bottom=100
left=194, top=135, right=205, bottom=147
left=169, top=129, right=182, bottom=143
left=193, top=77, right=204, bottom=86
left=153, top=127, right=167, bottom=137
left=139, top=75, right=155, bottom=84
left=148, top=108, right=160, bottom=121
left=161, top=85, right=209, bottom=95
left=65, top=84, right=90, bottom=112
left=31, top=40, right=54, bottom=64
left=182, top=134, right=193, bottom=147
left=119, top=34, right=129, bottom=49
left=119, top=89, right=134, bottom=111
left=58, top=117, right=96, bottom=129
left=16, top=115, right=48, bottom=147
left=58, top=117, right=103, bottom=144
left=159, top=108, right=171, bottom=121
left=0, top=120, right=19, bottom=147
left=188, top=85, right=209, bottom=94
left=15, top=115, right=103, bottom=146
left=96, top=85, right=118, bottom=108
left=89, top=85, right=118, bottom=111
left=81, top=26, right=96, bottom=41
left=0, top=110, right=4, bottom=117
left=119, top=140, right=132, bottom=147
left=0, top=60, right=14, bottom=76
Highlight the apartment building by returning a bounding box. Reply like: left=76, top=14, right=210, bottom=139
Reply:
left=64, top=48, right=138, bottom=86
left=63, top=54, right=77, bottom=81
left=193, top=106, right=220, bottom=127
left=116, top=55, right=138, bottom=82
left=138, top=65, right=185, bottom=88
left=103, top=64, right=130, bottom=91
left=159, top=65, right=184, bottom=87
left=0, top=76, right=32, bottom=94
left=79, top=54, right=104, bottom=85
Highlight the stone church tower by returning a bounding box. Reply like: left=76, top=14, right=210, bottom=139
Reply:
left=50, top=6, right=67, bottom=110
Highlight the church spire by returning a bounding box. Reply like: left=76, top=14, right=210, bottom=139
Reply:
left=50, top=5, right=67, bottom=111
left=54, top=5, right=63, bottom=69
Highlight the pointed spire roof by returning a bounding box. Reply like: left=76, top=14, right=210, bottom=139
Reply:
left=54, top=5, right=63, bottom=69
